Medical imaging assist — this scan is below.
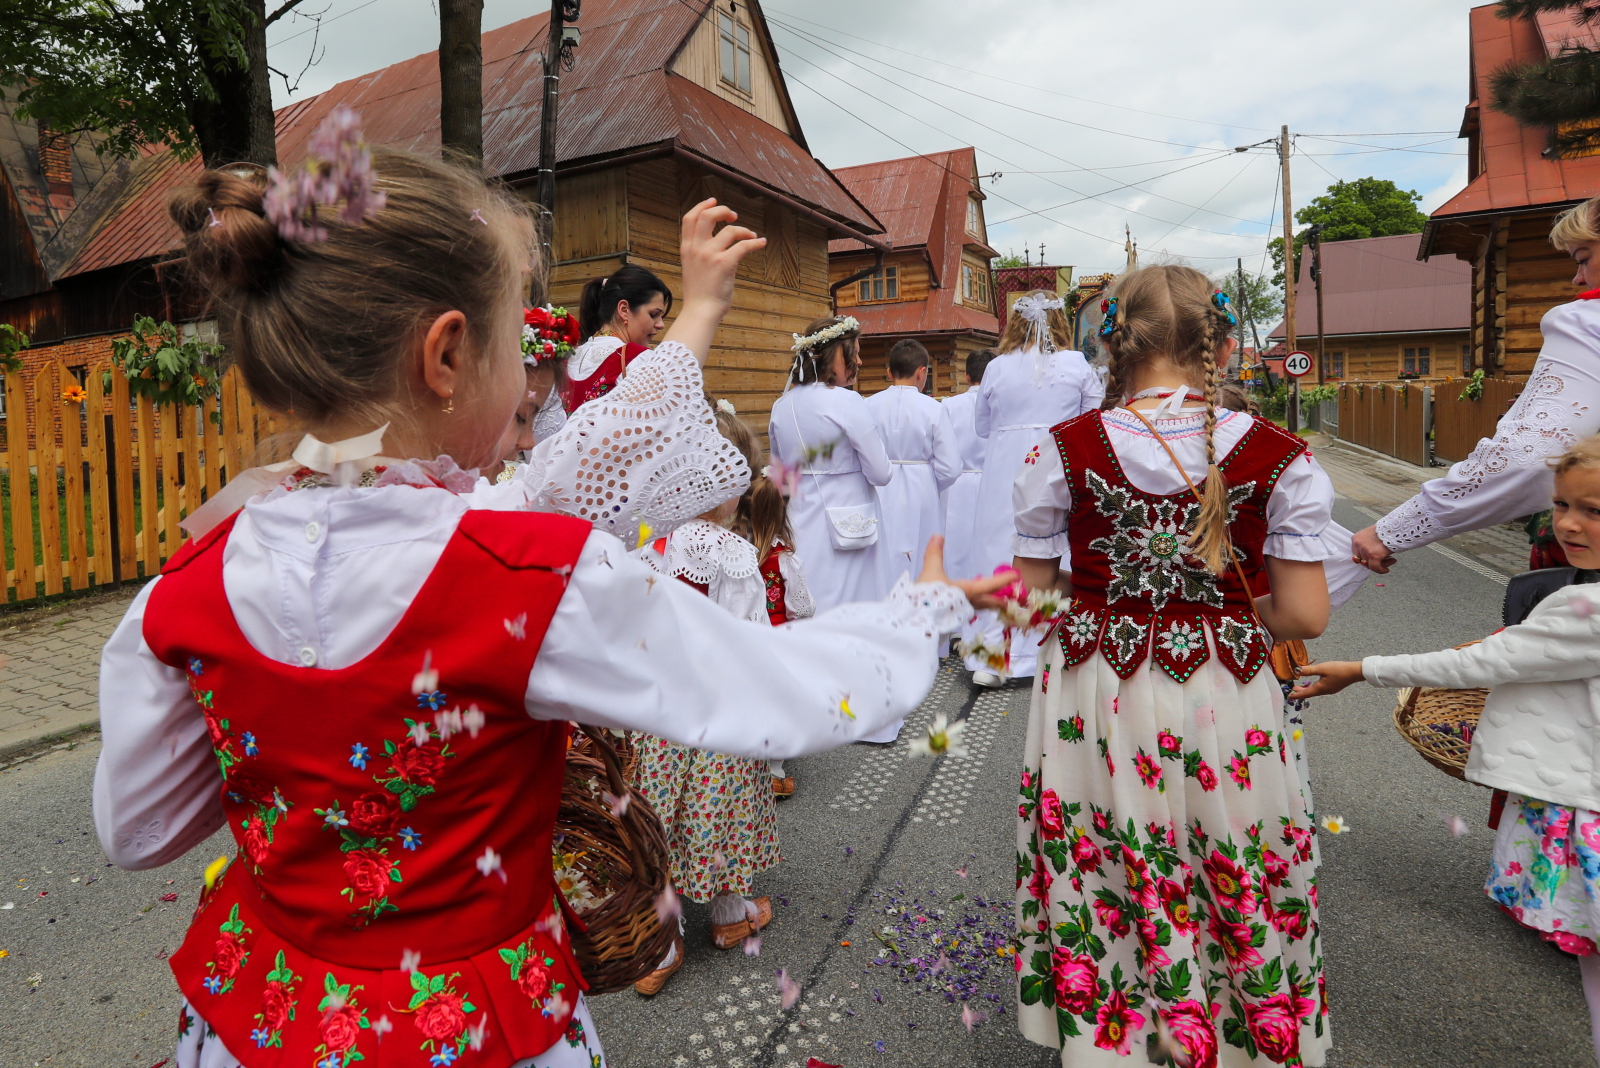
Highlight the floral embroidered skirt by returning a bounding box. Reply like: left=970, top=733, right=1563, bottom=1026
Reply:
left=632, top=735, right=781, bottom=903
left=1486, top=794, right=1600, bottom=956
left=1016, top=642, right=1330, bottom=1067
left=172, top=993, right=606, bottom=1068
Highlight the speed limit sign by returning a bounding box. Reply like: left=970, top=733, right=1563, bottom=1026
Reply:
left=1283, top=350, right=1313, bottom=378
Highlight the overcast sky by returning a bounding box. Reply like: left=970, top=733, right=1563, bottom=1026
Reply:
left=266, top=0, right=1478, bottom=277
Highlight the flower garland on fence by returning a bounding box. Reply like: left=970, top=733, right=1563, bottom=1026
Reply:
left=109, top=316, right=225, bottom=416
left=522, top=306, right=580, bottom=366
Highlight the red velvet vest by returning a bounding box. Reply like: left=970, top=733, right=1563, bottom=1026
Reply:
left=759, top=542, right=793, bottom=626
left=1051, top=410, right=1306, bottom=684
left=563, top=342, right=647, bottom=410
left=143, top=508, right=590, bottom=1068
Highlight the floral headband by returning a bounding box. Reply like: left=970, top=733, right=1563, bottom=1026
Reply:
left=522, top=306, right=580, bottom=366
left=1211, top=290, right=1239, bottom=326
left=1098, top=296, right=1119, bottom=339
left=791, top=316, right=861, bottom=354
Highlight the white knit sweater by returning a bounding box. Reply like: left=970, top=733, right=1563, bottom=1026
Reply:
left=1363, top=583, right=1600, bottom=810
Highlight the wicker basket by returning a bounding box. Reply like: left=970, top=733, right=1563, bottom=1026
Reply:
left=1391, top=642, right=1488, bottom=783
left=555, top=726, right=673, bottom=995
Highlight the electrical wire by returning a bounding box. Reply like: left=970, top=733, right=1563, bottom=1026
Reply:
left=267, top=0, right=380, bottom=46
left=1147, top=153, right=1264, bottom=246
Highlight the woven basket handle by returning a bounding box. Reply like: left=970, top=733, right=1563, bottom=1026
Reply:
left=572, top=723, right=629, bottom=797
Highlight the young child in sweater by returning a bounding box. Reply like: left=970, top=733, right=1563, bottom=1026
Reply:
left=94, top=127, right=1005, bottom=1068
left=1295, top=435, right=1600, bottom=1065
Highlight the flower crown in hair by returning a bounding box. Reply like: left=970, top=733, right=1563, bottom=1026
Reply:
left=1012, top=291, right=1065, bottom=325
left=1098, top=296, right=1119, bottom=338
left=262, top=106, right=386, bottom=243
left=792, top=316, right=861, bottom=354
left=522, top=306, right=580, bottom=366
left=1211, top=290, right=1239, bottom=326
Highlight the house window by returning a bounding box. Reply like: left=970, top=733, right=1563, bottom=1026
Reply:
left=965, top=197, right=983, bottom=238
left=1402, top=346, right=1431, bottom=375
left=962, top=263, right=990, bottom=308
left=858, top=265, right=898, bottom=303
left=718, top=12, right=752, bottom=94
left=1326, top=351, right=1344, bottom=379
left=1462, top=343, right=1472, bottom=373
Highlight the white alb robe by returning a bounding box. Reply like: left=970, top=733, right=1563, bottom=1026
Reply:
left=866, top=384, right=961, bottom=586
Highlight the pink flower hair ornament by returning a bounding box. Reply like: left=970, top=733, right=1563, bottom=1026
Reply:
left=262, top=105, right=387, bottom=243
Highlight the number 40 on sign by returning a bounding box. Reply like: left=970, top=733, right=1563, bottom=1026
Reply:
left=1283, top=351, right=1313, bottom=378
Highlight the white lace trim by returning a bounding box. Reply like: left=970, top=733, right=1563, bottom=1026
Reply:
left=532, top=387, right=568, bottom=443
left=777, top=549, right=815, bottom=620
left=881, top=574, right=970, bottom=639
left=1375, top=495, right=1450, bottom=551
left=517, top=340, right=753, bottom=544
left=1440, top=365, right=1589, bottom=500
left=568, top=335, right=627, bottom=383
left=639, top=518, right=761, bottom=585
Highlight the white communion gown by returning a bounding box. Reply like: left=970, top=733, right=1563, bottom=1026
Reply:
left=769, top=382, right=895, bottom=613
left=939, top=385, right=988, bottom=581
left=866, top=384, right=961, bottom=586
left=971, top=346, right=1104, bottom=678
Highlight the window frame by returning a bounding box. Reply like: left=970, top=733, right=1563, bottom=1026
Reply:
left=856, top=265, right=900, bottom=304
left=1327, top=350, right=1344, bottom=379
left=965, top=196, right=983, bottom=238
left=1401, top=346, right=1432, bottom=376
left=961, top=262, right=991, bottom=309
left=717, top=12, right=753, bottom=95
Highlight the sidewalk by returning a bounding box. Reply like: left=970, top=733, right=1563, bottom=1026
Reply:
left=0, top=585, right=143, bottom=761
left=1310, top=434, right=1531, bottom=577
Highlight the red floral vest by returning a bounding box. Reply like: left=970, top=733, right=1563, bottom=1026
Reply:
left=143, top=508, right=591, bottom=1068
left=1051, top=411, right=1307, bottom=684
left=759, top=541, right=792, bottom=626
left=563, top=341, right=647, bottom=410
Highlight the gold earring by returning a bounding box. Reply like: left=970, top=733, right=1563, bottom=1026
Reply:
left=442, top=394, right=455, bottom=414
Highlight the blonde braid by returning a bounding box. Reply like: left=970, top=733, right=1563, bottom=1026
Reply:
left=1188, top=312, right=1233, bottom=574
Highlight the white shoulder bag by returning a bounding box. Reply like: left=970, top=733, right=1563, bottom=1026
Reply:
left=790, top=398, right=879, bottom=551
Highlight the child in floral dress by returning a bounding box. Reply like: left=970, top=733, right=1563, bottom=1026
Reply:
left=1295, top=435, right=1600, bottom=1065
left=1009, top=266, right=1335, bottom=1067
left=743, top=473, right=815, bottom=797
left=93, top=127, right=998, bottom=1068
left=630, top=407, right=784, bottom=992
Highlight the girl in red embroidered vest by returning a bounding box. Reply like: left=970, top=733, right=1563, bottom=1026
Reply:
left=94, top=127, right=1006, bottom=1068
left=1007, top=266, right=1337, bottom=1067
left=741, top=468, right=814, bottom=799
left=563, top=265, right=671, bottom=411
left=629, top=406, right=781, bottom=991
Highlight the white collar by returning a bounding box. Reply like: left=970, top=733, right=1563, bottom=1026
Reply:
left=569, top=335, right=627, bottom=381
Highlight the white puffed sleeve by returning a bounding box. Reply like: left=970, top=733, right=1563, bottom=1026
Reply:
left=1077, top=360, right=1107, bottom=416
left=1374, top=300, right=1600, bottom=552
left=527, top=531, right=969, bottom=758
left=1263, top=452, right=1338, bottom=561
left=93, top=579, right=228, bottom=869
left=1011, top=434, right=1072, bottom=559
left=510, top=340, right=752, bottom=544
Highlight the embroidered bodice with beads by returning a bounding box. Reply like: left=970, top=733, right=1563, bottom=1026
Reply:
left=1375, top=294, right=1600, bottom=552
left=1051, top=410, right=1307, bottom=684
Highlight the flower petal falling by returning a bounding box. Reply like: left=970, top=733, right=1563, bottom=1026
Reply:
left=776, top=968, right=801, bottom=1010
left=655, top=884, right=682, bottom=925
left=909, top=713, right=968, bottom=759
left=1320, top=815, right=1349, bottom=835
left=475, top=846, right=506, bottom=883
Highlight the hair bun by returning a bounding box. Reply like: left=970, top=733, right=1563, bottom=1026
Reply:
left=169, top=169, right=285, bottom=294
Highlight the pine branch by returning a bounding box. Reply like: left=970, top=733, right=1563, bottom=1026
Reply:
left=1491, top=48, right=1600, bottom=124
left=1497, top=0, right=1600, bottom=25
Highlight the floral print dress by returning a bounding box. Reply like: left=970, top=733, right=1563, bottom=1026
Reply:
left=1011, top=409, right=1335, bottom=1068
left=1486, top=795, right=1600, bottom=956
left=631, top=520, right=782, bottom=902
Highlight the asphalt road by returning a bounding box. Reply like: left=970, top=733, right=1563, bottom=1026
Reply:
left=1, top=494, right=1593, bottom=1067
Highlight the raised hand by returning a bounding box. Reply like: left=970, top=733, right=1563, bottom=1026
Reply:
left=662, top=198, right=766, bottom=364
left=918, top=535, right=1017, bottom=610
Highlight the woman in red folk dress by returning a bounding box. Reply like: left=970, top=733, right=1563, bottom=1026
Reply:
left=1008, top=266, right=1336, bottom=1067
left=562, top=265, right=672, bottom=410
left=93, top=120, right=1000, bottom=1068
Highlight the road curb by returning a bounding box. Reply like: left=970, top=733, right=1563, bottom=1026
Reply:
left=0, top=720, right=101, bottom=765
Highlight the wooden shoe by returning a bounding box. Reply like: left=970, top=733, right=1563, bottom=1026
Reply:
left=633, top=933, right=684, bottom=996
left=772, top=775, right=795, bottom=798
left=711, top=896, right=773, bottom=949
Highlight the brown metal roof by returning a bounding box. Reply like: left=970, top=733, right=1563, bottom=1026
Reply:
left=1267, top=233, right=1469, bottom=339
left=1429, top=4, right=1600, bottom=224
left=57, top=0, right=879, bottom=279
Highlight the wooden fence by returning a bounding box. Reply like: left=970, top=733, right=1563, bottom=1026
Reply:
left=2, top=361, right=280, bottom=603
left=1432, top=376, right=1526, bottom=464
left=1335, top=382, right=1431, bottom=467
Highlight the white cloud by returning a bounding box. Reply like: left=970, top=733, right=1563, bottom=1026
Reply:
left=267, top=0, right=1482, bottom=275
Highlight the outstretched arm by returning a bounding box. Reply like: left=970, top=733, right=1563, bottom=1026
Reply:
left=660, top=199, right=765, bottom=366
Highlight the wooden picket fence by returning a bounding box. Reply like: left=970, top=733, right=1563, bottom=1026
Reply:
left=1335, top=382, right=1432, bottom=467
left=1, top=361, right=281, bottom=603
left=1432, top=376, right=1526, bottom=464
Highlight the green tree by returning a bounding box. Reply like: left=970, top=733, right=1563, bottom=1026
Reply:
left=1267, top=177, right=1429, bottom=287
left=1212, top=271, right=1283, bottom=337
left=992, top=251, right=1027, bottom=269
left=0, top=0, right=308, bottom=167
left=1490, top=1, right=1600, bottom=156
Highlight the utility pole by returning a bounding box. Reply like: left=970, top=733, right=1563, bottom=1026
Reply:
left=1279, top=125, right=1299, bottom=432
left=536, top=0, right=577, bottom=274
left=1309, top=222, right=1326, bottom=387
left=1236, top=257, right=1247, bottom=381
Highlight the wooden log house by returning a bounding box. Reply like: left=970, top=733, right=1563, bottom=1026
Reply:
left=0, top=0, right=886, bottom=448
left=1420, top=4, right=1600, bottom=376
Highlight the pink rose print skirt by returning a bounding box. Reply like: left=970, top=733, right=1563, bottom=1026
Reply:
left=1015, top=640, right=1330, bottom=1067
left=1487, top=794, right=1600, bottom=956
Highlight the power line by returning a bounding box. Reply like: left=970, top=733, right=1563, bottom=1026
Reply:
left=1147, top=153, right=1264, bottom=246
left=267, top=0, right=380, bottom=46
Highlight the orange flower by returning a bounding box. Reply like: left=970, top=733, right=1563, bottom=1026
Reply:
left=61, top=384, right=87, bottom=404
left=193, top=375, right=206, bottom=387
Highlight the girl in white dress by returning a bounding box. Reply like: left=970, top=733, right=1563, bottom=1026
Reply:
left=943, top=349, right=996, bottom=674
left=768, top=316, right=894, bottom=614
left=970, top=293, right=1105, bottom=683
left=95, top=142, right=1005, bottom=1068
left=1009, top=267, right=1335, bottom=1068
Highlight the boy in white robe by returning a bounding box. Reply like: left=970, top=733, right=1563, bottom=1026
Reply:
left=866, top=339, right=961, bottom=589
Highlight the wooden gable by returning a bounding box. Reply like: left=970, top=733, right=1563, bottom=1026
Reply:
left=669, top=1, right=799, bottom=137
